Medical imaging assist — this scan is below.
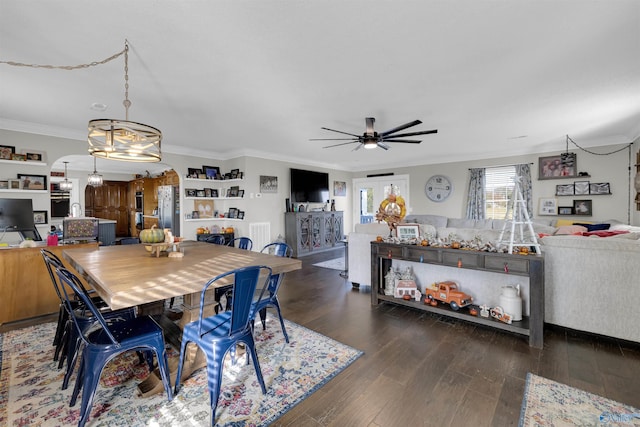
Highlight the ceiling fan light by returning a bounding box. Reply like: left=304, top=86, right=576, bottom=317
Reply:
left=364, top=140, right=377, bottom=149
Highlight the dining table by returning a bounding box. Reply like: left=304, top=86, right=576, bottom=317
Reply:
left=62, top=240, right=302, bottom=396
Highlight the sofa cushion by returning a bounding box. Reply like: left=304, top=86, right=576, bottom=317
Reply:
left=354, top=222, right=390, bottom=235
left=447, top=218, right=493, bottom=229
left=555, top=225, right=588, bottom=235
left=574, top=222, right=610, bottom=232
left=404, top=214, right=448, bottom=228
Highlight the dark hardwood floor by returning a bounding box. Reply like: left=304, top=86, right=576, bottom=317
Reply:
left=271, top=247, right=640, bottom=427
left=3, top=246, right=639, bottom=426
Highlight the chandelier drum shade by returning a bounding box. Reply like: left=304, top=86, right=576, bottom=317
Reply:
left=87, top=156, right=104, bottom=186
left=87, top=40, right=161, bottom=162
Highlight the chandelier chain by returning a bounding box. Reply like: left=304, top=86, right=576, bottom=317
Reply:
left=123, top=41, right=131, bottom=120
left=0, top=46, right=126, bottom=70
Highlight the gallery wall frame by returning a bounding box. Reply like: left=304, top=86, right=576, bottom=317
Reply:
left=538, top=153, right=577, bottom=180
left=573, top=199, right=592, bottom=216
left=538, top=197, right=558, bottom=215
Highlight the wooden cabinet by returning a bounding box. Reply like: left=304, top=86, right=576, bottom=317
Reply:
left=0, top=243, right=98, bottom=324
left=285, top=211, right=343, bottom=257
left=84, top=181, right=129, bottom=237
left=370, top=242, right=544, bottom=348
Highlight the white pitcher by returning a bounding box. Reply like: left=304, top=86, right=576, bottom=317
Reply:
left=499, top=284, right=522, bottom=321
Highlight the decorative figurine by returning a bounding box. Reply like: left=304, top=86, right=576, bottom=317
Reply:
left=384, top=267, right=397, bottom=296
left=480, top=304, right=490, bottom=318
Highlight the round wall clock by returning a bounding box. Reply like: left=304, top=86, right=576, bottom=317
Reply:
left=425, top=175, right=453, bottom=202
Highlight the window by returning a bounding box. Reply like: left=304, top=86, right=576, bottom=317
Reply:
left=484, top=166, right=516, bottom=219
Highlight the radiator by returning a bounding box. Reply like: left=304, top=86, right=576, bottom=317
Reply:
left=249, top=222, right=271, bottom=252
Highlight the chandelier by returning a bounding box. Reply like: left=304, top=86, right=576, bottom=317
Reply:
left=59, top=161, right=73, bottom=191
left=87, top=156, right=103, bottom=186
left=88, top=40, right=161, bottom=162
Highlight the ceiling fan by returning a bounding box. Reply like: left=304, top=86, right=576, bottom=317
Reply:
left=310, top=117, right=437, bottom=151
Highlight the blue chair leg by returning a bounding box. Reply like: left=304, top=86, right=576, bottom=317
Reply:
left=174, top=339, right=190, bottom=395
left=245, top=338, right=267, bottom=394
left=205, top=343, right=230, bottom=426
left=77, top=351, right=112, bottom=427
left=271, top=300, right=290, bottom=343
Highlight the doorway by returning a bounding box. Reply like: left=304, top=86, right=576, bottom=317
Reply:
left=351, top=175, right=410, bottom=228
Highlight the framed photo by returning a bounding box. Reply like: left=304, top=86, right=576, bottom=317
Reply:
left=187, top=168, right=202, bottom=178
left=185, top=188, right=197, bottom=197
left=11, top=153, right=26, bottom=161
left=0, top=180, right=7, bottom=189
left=538, top=198, right=558, bottom=215
left=237, top=210, right=245, bottom=220
left=33, top=210, right=48, bottom=225
left=238, top=190, right=245, bottom=198
left=573, top=199, right=592, bottom=216
left=259, top=175, right=278, bottom=193
left=8, top=179, right=21, bottom=189
left=589, top=182, right=611, bottom=195
left=0, top=145, right=15, bottom=160
left=555, top=184, right=574, bottom=196
left=17, top=174, right=47, bottom=190
left=574, top=181, right=590, bottom=195
left=196, top=189, right=206, bottom=197
left=228, top=207, right=238, bottom=219
left=538, top=153, right=577, bottom=180
left=194, top=200, right=214, bottom=218
left=202, top=165, right=220, bottom=180
left=396, top=224, right=420, bottom=240
left=191, top=211, right=200, bottom=219
left=229, top=186, right=240, bottom=197
left=24, top=151, right=44, bottom=162
left=334, top=181, right=346, bottom=197
left=558, top=206, right=574, bottom=215
left=230, top=169, right=240, bottom=179
left=211, top=189, right=219, bottom=198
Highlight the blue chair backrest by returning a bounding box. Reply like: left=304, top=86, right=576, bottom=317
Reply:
left=41, top=249, right=66, bottom=302
left=228, top=237, right=253, bottom=251
left=197, top=265, right=271, bottom=337
left=205, top=235, right=226, bottom=245
left=260, top=242, right=293, bottom=258
left=55, top=267, right=119, bottom=345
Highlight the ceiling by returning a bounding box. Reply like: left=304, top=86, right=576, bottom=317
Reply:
left=1, top=0, right=639, bottom=174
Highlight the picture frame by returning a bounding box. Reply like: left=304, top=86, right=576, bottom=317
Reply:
left=196, top=189, right=206, bottom=197
left=230, top=169, right=240, bottom=179
left=555, top=183, right=574, bottom=196
left=573, top=181, right=590, bottom=195
left=187, top=168, right=202, bottom=178
left=238, top=189, right=245, bottom=198
left=0, top=180, right=7, bottom=189
left=538, top=197, right=558, bottom=215
left=229, top=185, right=240, bottom=197
left=8, top=179, right=21, bottom=189
left=211, top=189, right=219, bottom=198
left=589, top=182, right=611, bottom=195
left=237, top=210, right=245, bottom=220
left=396, top=223, right=420, bottom=240
left=33, top=210, right=48, bottom=225
left=259, top=175, right=278, bottom=193
left=11, top=153, right=26, bottom=161
left=202, top=165, right=220, bottom=180
left=0, top=145, right=15, bottom=160
left=538, top=153, right=577, bottom=180
left=334, top=181, right=346, bottom=197
left=17, top=174, right=47, bottom=190
left=228, top=207, right=238, bottom=219
left=191, top=210, right=200, bottom=219
left=24, top=151, right=44, bottom=162
left=194, top=200, right=214, bottom=218
left=185, top=188, right=197, bottom=197
left=558, top=206, right=574, bottom=215
left=573, top=199, right=592, bottom=216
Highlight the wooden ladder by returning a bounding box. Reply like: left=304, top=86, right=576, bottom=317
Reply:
left=497, top=176, right=542, bottom=254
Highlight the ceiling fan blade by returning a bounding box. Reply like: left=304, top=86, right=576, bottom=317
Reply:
left=386, top=129, right=438, bottom=138
left=320, top=127, right=361, bottom=138
left=377, top=142, right=390, bottom=150
left=310, top=138, right=359, bottom=141
left=365, top=117, right=375, bottom=136
left=380, top=120, right=422, bottom=137
left=352, top=143, right=364, bottom=151
left=323, top=141, right=360, bottom=148
left=381, top=139, right=422, bottom=143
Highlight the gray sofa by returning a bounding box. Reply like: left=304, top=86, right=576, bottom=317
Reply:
left=347, top=214, right=640, bottom=343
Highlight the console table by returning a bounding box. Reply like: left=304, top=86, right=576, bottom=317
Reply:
left=371, top=242, right=544, bottom=348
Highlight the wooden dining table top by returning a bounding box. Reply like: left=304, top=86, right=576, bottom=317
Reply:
left=62, top=241, right=302, bottom=310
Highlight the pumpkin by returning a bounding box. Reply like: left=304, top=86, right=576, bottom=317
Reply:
left=225, top=227, right=234, bottom=233
left=196, top=227, right=206, bottom=234
left=140, top=225, right=165, bottom=243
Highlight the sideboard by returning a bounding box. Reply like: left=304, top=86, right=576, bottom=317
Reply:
left=285, top=211, right=343, bottom=257
left=370, top=241, right=544, bottom=348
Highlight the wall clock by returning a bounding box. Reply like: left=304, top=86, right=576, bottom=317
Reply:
left=425, top=175, right=453, bottom=202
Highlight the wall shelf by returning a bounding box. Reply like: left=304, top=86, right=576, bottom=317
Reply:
left=0, top=159, right=47, bottom=167
left=185, top=218, right=243, bottom=222
left=0, top=189, right=48, bottom=194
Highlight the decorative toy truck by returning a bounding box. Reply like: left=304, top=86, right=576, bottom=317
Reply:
left=423, top=281, right=473, bottom=311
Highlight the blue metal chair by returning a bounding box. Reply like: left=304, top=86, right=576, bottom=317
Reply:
left=174, top=265, right=271, bottom=425
left=40, top=249, right=137, bottom=390
left=251, top=243, right=293, bottom=342
left=227, top=237, right=253, bottom=251
left=55, top=267, right=173, bottom=427
left=204, top=234, right=226, bottom=245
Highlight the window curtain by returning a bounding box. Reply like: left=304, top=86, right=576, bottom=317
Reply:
left=466, top=168, right=485, bottom=219
left=515, top=163, right=533, bottom=220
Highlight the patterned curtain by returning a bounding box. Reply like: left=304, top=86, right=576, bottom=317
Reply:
left=466, top=168, right=485, bottom=219
left=515, top=163, right=533, bottom=220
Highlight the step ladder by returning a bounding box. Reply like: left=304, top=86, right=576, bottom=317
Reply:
left=497, top=176, right=542, bottom=254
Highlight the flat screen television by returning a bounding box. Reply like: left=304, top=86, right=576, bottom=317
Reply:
left=290, top=168, right=330, bottom=203
left=0, top=198, right=36, bottom=231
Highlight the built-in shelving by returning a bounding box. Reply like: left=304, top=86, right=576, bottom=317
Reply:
left=0, top=159, right=48, bottom=167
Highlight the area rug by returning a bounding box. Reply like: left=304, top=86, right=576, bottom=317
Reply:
left=0, top=319, right=363, bottom=426
left=519, top=373, right=640, bottom=426
left=312, top=257, right=345, bottom=271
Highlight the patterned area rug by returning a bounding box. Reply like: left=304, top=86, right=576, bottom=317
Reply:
left=519, top=373, right=640, bottom=426
left=0, top=319, right=362, bottom=426
left=312, top=258, right=345, bottom=271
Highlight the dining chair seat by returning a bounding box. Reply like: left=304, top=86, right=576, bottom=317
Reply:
left=174, top=265, right=271, bottom=426
left=227, top=237, right=253, bottom=251
left=56, top=267, right=172, bottom=427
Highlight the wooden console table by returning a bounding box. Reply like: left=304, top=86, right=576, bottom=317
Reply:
left=371, top=242, right=544, bottom=348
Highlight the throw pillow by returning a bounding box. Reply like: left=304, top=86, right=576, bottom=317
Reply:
left=574, top=223, right=610, bottom=232
left=555, top=225, right=588, bottom=235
